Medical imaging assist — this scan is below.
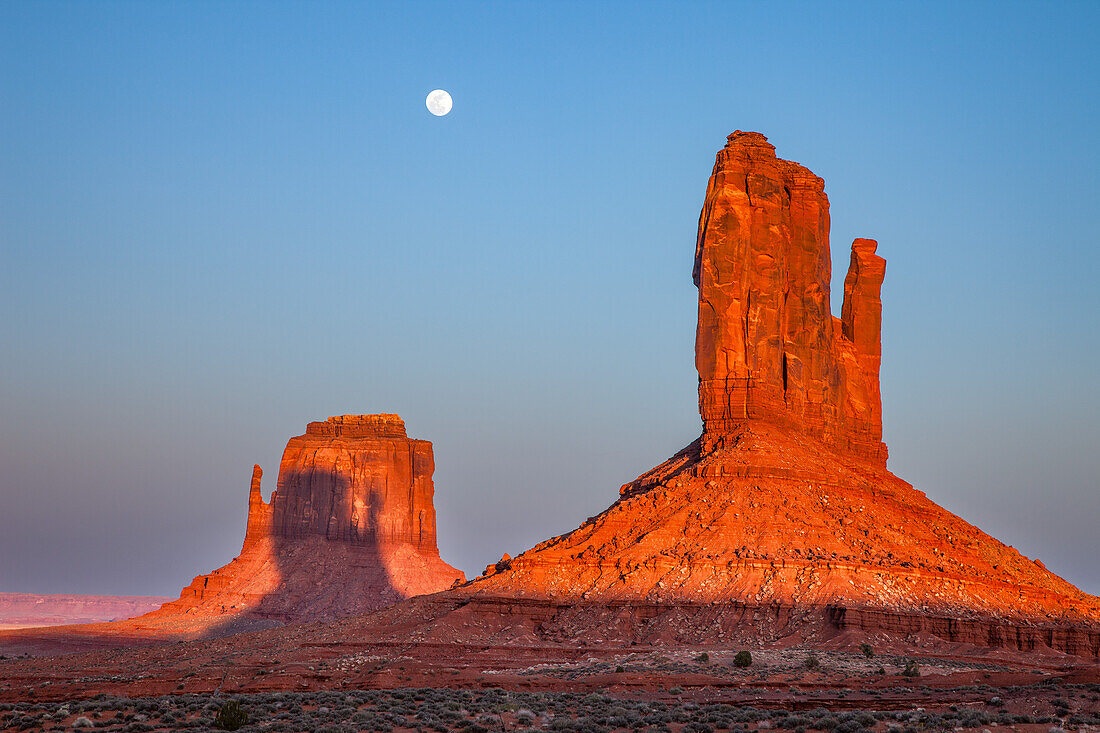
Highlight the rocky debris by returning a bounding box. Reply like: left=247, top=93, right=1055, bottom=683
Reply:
left=3, top=594, right=1100, bottom=702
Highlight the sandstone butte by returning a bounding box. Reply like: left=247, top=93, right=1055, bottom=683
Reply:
left=432, top=131, right=1100, bottom=654
left=126, top=414, right=464, bottom=633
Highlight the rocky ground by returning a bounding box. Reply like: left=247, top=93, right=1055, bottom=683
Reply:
left=2, top=649, right=1100, bottom=732
left=3, top=643, right=1100, bottom=731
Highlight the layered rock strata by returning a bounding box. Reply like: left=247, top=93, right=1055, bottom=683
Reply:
left=139, top=415, right=463, bottom=630
left=694, top=131, right=886, bottom=462
left=272, top=415, right=441, bottom=549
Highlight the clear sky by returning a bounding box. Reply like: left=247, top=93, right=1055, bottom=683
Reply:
left=2, top=1, right=1098, bottom=597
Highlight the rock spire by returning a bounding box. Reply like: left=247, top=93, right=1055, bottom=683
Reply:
left=694, top=131, right=886, bottom=462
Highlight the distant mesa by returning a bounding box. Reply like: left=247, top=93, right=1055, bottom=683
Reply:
left=134, top=414, right=464, bottom=633
left=0, top=594, right=172, bottom=630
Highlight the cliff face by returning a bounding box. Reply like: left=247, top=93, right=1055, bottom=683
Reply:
left=272, top=415, right=440, bottom=549
left=694, top=131, right=886, bottom=463
left=455, top=132, right=1100, bottom=652
left=139, top=415, right=463, bottom=631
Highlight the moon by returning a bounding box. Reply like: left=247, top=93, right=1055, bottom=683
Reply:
left=426, top=89, right=453, bottom=117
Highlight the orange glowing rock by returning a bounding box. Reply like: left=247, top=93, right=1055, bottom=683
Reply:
left=141, top=415, right=463, bottom=630
left=272, top=415, right=444, bottom=549
left=693, top=131, right=886, bottom=462
left=455, top=132, right=1100, bottom=648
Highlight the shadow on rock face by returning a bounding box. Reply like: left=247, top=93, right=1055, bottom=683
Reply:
left=149, top=415, right=466, bottom=633
left=0, top=416, right=465, bottom=655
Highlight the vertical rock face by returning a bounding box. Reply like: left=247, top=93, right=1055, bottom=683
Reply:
left=271, top=415, right=440, bottom=550
left=694, top=131, right=886, bottom=463
left=139, top=415, right=464, bottom=631
left=839, top=238, right=887, bottom=441
left=241, top=465, right=271, bottom=552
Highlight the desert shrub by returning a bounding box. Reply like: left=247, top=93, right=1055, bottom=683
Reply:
left=213, top=700, right=249, bottom=731
left=859, top=643, right=874, bottom=658
left=353, top=712, right=393, bottom=732
left=902, top=660, right=920, bottom=678
left=685, top=723, right=714, bottom=733
left=733, top=651, right=753, bottom=668
left=958, top=712, right=986, bottom=728
left=1069, top=713, right=1100, bottom=726
left=805, top=654, right=820, bottom=670
left=601, top=708, right=630, bottom=727
left=929, top=714, right=952, bottom=731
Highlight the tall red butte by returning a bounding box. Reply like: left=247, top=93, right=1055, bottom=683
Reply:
left=693, top=131, right=886, bottom=462
left=134, top=414, right=464, bottom=633
left=450, top=131, right=1100, bottom=653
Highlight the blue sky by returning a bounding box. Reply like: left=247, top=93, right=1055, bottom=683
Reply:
left=1, top=1, right=1098, bottom=596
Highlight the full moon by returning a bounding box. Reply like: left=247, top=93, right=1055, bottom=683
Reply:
left=426, top=89, right=453, bottom=116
